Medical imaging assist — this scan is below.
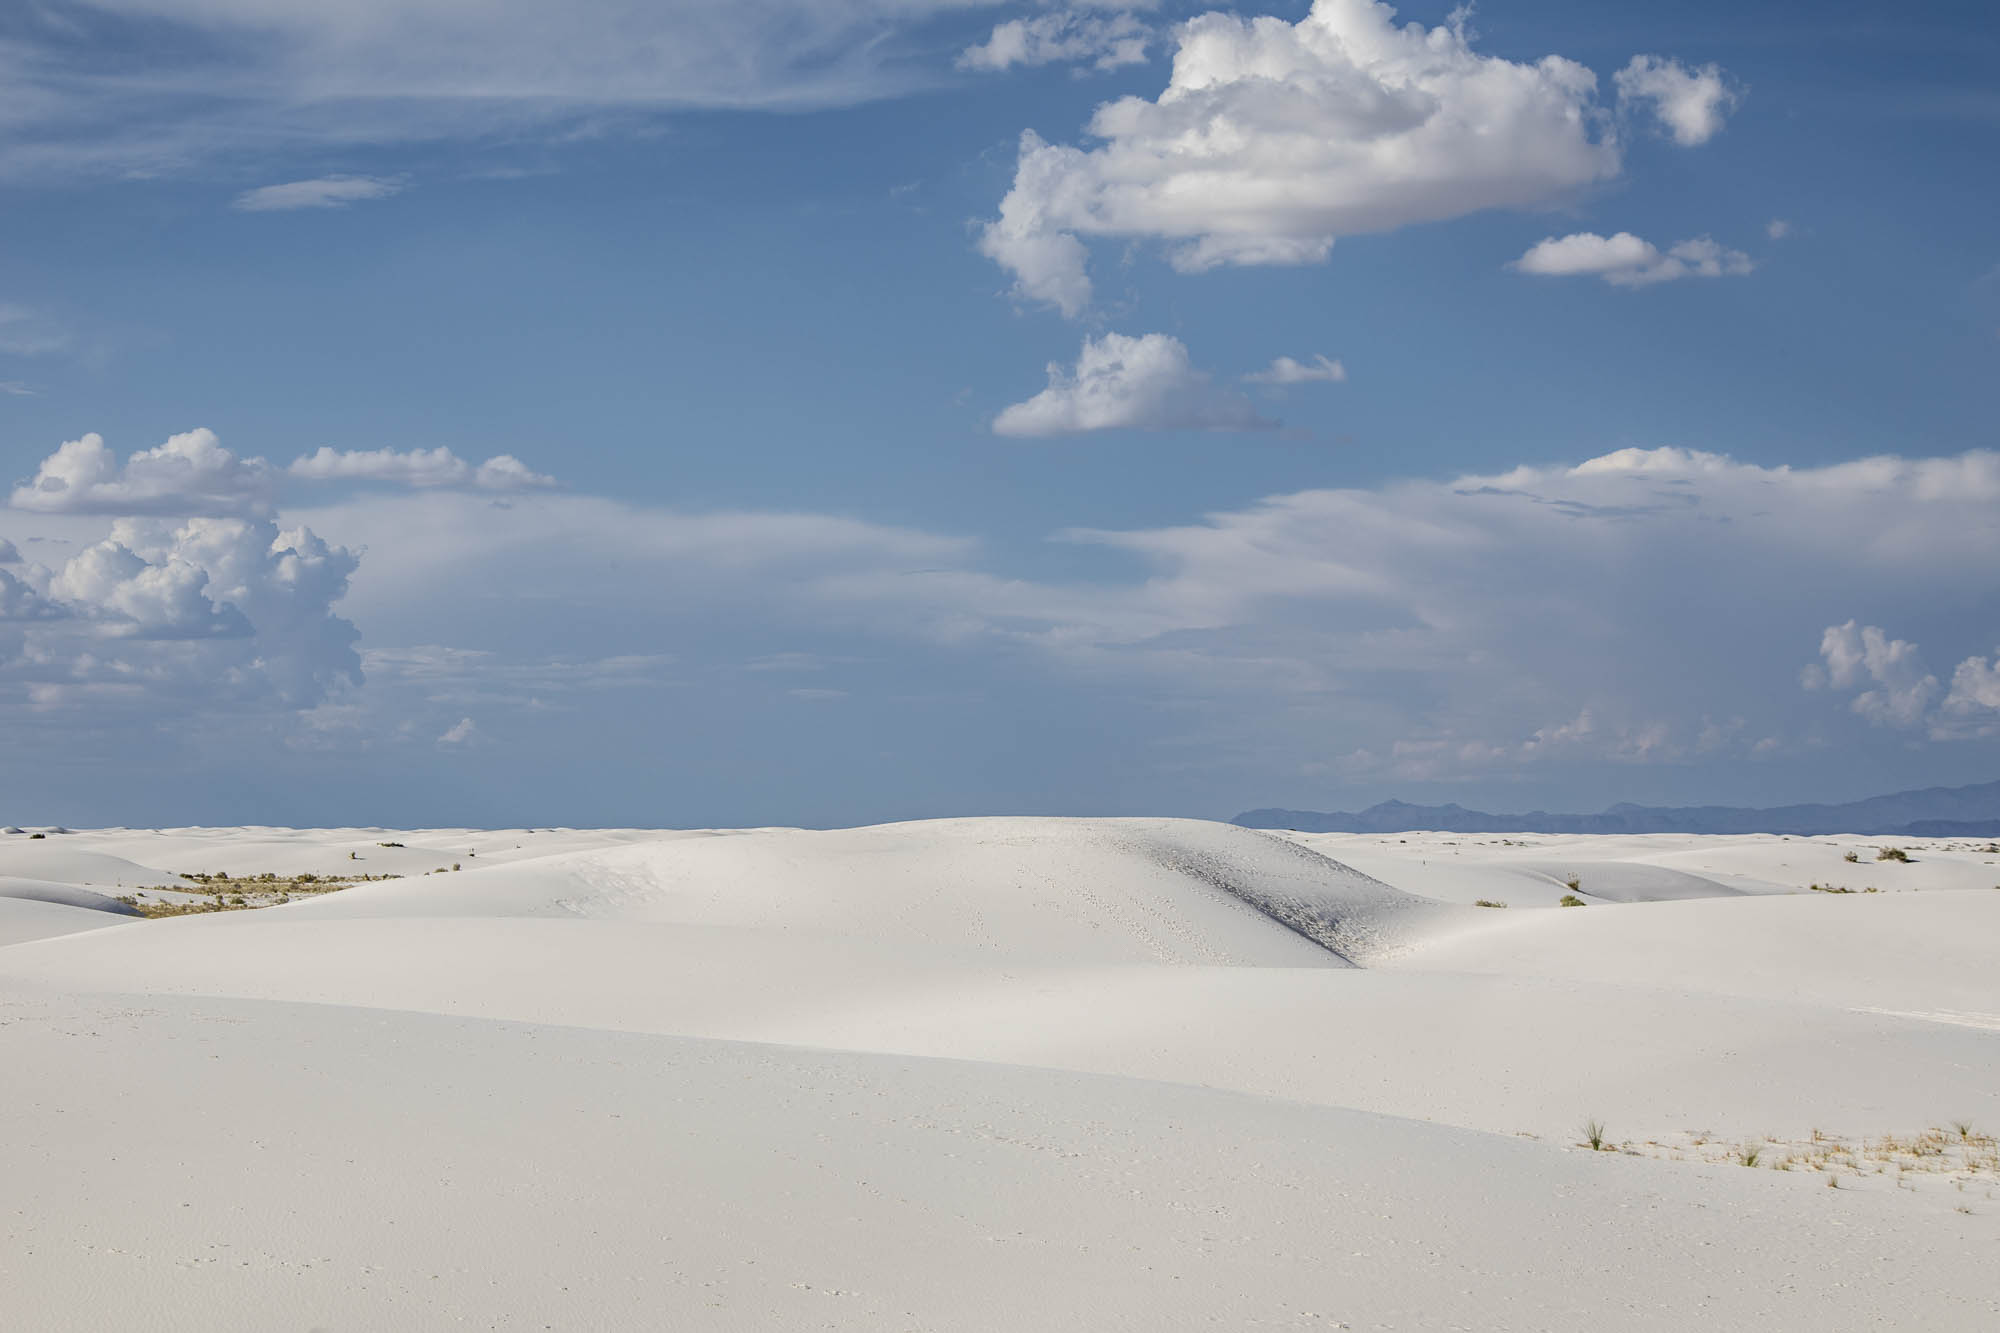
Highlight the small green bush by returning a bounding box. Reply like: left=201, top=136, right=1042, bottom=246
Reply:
left=1474, top=898, right=1507, bottom=909
left=1876, top=846, right=1910, bottom=862
left=1558, top=894, right=1586, bottom=908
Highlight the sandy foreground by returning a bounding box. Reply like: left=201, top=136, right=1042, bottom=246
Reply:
left=2, top=819, right=1996, bottom=1330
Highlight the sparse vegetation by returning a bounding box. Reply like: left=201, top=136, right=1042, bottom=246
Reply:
left=1583, top=1118, right=1608, bottom=1151
left=1612, top=1123, right=2000, bottom=1192
left=378, top=841, right=404, bottom=848
left=1843, top=850, right=1860, bottom=863
left=1563, top=875, right=1581, bottom=892
left=1558, top=894, right=1586, bottom=908
left=114, top=871, right=395, bottom=918
left=1474, top=898, right=1508, bottom=908
left=29, top=832, right=46, bottom=839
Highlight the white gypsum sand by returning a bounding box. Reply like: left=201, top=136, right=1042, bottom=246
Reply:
left=2, top=818, right=1997, bottom=1330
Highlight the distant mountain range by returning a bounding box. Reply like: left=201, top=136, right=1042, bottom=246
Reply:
left=1233, top=780, right=2000, bottom=838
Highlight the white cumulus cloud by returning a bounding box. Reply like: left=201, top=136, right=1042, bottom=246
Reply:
left=13, top=515, right=361, bottom=710
left=233, top=175, right=405, bottom=212
left=1512, top=232, right=1753, bottom=287
left=10, top=431, right=556, bottom=518
left=1614, top=55, right=1739, bottom=146
left=1243, top=354, right=1347, bottom=385
left=1941, top=652, right=2000, bottom=736
left=981, top=0, right=1667, bottom=315
left=290, top=447, right=556, bottom=490
left=1802, top=624, right=2000, bottom=740
left=993, top=332, right=1275, bottom=436
left=471, top=455, right=558, bottom=490
left=1803, top=621, right=1939, bottom=728
left=10, top=429, right=275, bottom=516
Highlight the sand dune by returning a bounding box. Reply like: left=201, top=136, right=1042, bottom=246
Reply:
left=4, top=819, right=1997, bottom=1329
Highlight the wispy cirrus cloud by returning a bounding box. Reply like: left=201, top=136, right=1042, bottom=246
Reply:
left=232, top=175, right=404, bottom=211
left=959, top=4, right=1156, bottom=73
left=1243, top=354, right=1346, bottom=386
left=0, top=0, right=997, bottom=179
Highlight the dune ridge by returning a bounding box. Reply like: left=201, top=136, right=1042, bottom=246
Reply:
left=4, top=818, right=1997, bottom=1330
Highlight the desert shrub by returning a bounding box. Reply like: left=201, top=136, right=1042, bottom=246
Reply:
left=1474, top=899, right=1508, bottom=908
left=1563, top=875, right=1581, bottom=892
left=1876, top=846, right=1910, bottom=862
left=1558, top=894, right=1586, bottom=907
left=28, top=832, right=45, bottom=839
left=1842, top=850, right=1860, bottom=863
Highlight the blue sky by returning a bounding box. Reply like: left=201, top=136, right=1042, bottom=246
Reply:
left=0, top=0, right=1995, bottom=826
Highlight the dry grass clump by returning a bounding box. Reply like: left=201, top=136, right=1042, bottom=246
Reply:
left=1474, top=898, right=1508, bottom=909
left=115, top=870, right=396, bottom=918
left=1558, top=894, right=1586, bottom=908
left=1628, top=1123, right=2000, bottom=1198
